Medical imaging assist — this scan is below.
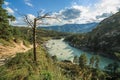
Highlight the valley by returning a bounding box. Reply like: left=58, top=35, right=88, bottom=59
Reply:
left=0, top=0, right=120, bottom=79
left=45, top=38, right=118, bottom=69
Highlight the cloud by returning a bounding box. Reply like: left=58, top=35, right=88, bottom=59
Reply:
left=24, top=0, right=33, bottom=7
left=12, top=0, right=120, bottom=26
left=53, top=5, right=94, bottom=24
left=27, top=14, right=35, bottom=20
left=4, top=1, right=9, bottom=6
left=5, top=7, right=14, bottom=15
left=11, top=14, right=36, bottom=26
left=11, top=17, right=26, bottom=26
left=96, top=13, right=113, bottom=19
left=51, top=0, right=120, bottom=25
left=61, top=8, right=81, bottom=20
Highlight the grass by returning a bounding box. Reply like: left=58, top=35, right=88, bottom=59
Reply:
left=0, top=39, right=12, bottom=46
left=0, top=46, right=68, bottom=80
left=23, top=40, right=30, bottom=47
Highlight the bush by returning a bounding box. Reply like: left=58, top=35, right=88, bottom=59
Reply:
left=23, top=40, right=30, bottom=47
left=0, top=39, right=11, bottom=46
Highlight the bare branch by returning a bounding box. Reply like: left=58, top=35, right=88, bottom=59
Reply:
left=24, top=15, right=34, bottom=28
left=36, top=20, right=43, bottom=26
left=36, top=13, right=62, bottom=26
left=36, top=13, right=49, bottom=20
left=37, top=10, right=44, bottom=17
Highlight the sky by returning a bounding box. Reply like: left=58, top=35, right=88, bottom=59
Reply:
left=3, top=0, right=120, bottom=26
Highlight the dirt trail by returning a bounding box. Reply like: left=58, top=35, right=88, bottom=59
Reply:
left=0, top=41, right=32, bottom=66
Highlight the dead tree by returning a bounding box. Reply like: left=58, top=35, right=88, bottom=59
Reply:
left=23, top=12, right=59, bottom=62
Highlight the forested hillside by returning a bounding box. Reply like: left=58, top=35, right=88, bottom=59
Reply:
left=40, top=22, right=98, bottom=33
left=0, top=0, right=120, bottom=80
left=65, top=11, right=120, bottom=60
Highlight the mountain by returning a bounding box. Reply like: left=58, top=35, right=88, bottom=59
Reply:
left=87, top=11, right=120, bottom=54
left=39, top=23, right=98, bottom=33
left=65, top=11, right=120, bottom=60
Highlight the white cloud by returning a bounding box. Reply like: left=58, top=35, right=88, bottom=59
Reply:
left=24, top=0, right=33, bottom=7
left=4, top=1, right=9, bottom=6
left=27, top=14, right=35, bottom=20
left=25, top=2, right=33, bottom=7
left=12, top=0, right=120, bottom=26
left=11, top=17, right=26, bottom=26
left=11, top=14, right=35, bottom=26
left=95, top=0, right=120, bottom=14
left=51, top=0, right=120, bottom=25
left=5, top=7, right=14, bottom=15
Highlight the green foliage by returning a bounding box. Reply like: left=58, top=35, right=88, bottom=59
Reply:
left=89, top=56, right=95, bottom=68
left=41, top=71, right=52, bottom=80
left=0, top=46, right=68, bottom=80
left=105, top=62, right=119, bottom=74
left=104, top=62, right=120, bottom=79
left=0, top=39, right=12, bottom=46
left=15, top=27, right=67, bottom=44
left=0, top=0, right=15, bottom=41
left=64, top=34, right=86, bottom=48
left=91, top=69, right=107, bottom=80
left=12, top=27, right=21, bottom=38
left=79, top=53, right=88, bottom=68
left=8, top=15, right=15, bottom=21
left=23, top=40, right=30, bottom=47
left=87, top=12, right=120, bottom=53
left=65, top=11, right=120, bottom=61
left=114, top=52, right=120, bottom=60
left=73, top=56, right=79, bottom=64
left=95, top=55, right=100, bottom=69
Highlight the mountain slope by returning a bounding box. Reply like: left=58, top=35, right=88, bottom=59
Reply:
left=65, top=11, right=120, bottom=60
left=0, top=46, right=68, bottom=80
left=40, top=23, right=98, bottom=33
left=87, top=11, right=120, bottom=53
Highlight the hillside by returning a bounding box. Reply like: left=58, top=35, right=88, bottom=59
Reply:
left=0, top=0, right=120, bottom=79
left=40, top=23, right=98, bottom=33
left=87, top=11, right=120, bottom=56
left=0, top=39, right=32, bottom=65
left=0, top=46, right=69, bottom=80
left=65, top=11, right=120, bottom=60
left=1, top=44, right=120, bottom=80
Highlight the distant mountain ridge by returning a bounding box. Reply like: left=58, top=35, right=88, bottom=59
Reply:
left=39, top=23, right=98, bottom=33
left=65, top=11, right=120, bottom=60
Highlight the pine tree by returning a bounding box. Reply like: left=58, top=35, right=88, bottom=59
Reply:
left=79, top=53, right=88, bottom=68
left=0, top=0, right=15, bottom=40
left=73, top=56, right=78, bottom=64
left=89, top=56, right=95, bottom=68
left=95, top=56, right=100, bottom=69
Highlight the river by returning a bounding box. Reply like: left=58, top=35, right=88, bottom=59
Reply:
left=45, top=38, right=116, bottom=69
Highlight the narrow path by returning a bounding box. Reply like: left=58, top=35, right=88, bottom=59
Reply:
left=0, top=41, right=32, bottom=66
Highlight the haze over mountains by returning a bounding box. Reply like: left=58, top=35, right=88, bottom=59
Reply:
left=64, top=11, right=120, bottom=61
left=40, top=22, right=98, bottom=33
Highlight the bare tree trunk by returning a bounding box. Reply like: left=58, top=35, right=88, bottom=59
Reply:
left=33, top=19, right=37, bottom=62
left=23, top=13, right=57, bottom=62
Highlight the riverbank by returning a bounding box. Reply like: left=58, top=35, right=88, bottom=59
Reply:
left=67, top=42, right=120, bottom=61
left=45, top=39, right=119, bottom=69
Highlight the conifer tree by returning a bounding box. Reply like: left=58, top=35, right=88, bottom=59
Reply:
left=0, top=0, right=15, bottom=40
left=79, top=53, right=88, bottom=68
